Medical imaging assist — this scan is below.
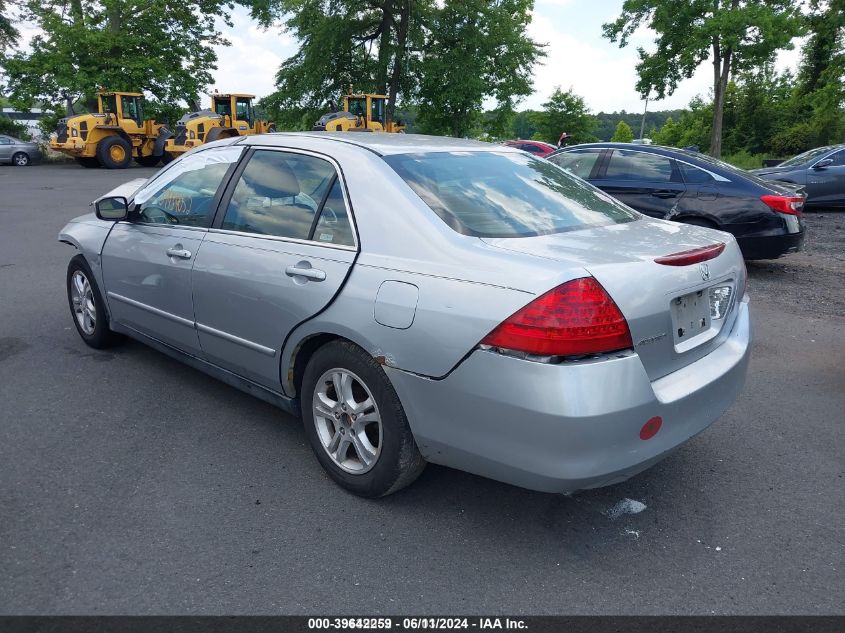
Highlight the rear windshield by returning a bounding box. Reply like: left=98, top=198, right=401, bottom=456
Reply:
left=383, top=151, right=638, bottom=238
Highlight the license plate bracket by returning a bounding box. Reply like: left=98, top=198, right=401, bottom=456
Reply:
left=671, top=289, right=711, bottom=345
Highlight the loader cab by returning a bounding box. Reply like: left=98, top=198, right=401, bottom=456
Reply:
left=343, top=94, right=387, bottom=129
left=97, top=91, right=144, bottom=128
left=212, top=93, right=256, bottom=129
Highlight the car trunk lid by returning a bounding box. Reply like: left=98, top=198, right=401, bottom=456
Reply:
left=481, top=217, right=746, bottom=380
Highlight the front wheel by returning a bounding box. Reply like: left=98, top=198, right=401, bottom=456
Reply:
left=66, top=256, right=124, bottom=349
left=134, top=155, right=161, bottom=167
left=301, top=341, right=425, bottom=497
left=12, top=152, right=30, bottom=166
left=96, top=136, right=132, bottom=169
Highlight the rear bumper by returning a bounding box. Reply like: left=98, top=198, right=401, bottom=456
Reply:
left=387, top=300, right=751, bottom=494
left=737, top=230, right=804, bottom=259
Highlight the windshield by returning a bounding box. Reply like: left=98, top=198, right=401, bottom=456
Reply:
left=780, top=146, right=835, bottom=167
left=384, top=151, right=638, bottom=238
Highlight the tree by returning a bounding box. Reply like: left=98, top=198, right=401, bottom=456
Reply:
left=532, top=87, right=596, bottom=145
left=2, top=0, right=233, bottom=116
left=611, top=120, right=634, bottom=142
left=603, top=0, right=804, bottom=158
left=246, top=0, right=434, bottom=130
left=416, top=0, right=542, bottom=137
left=1, top=0, right=19, bottom=51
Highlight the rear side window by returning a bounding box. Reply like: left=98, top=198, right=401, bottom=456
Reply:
left=384, top=151, right=637, bottom=238
left=221, top=150, right=354, bottom=246
left=549, top=150, right=602, bottom=179
left=678, top=162, right=714, bottom=184
left=827, top=150, right=845, bottom=166
left=604, top=149, right=677, bottom=182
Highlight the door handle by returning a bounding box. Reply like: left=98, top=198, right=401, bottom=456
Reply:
left=285, top=264, right=326, bottom=281
left=166, top=246, right=192, bottom=259
left=651, top=190, right=678, bottom=199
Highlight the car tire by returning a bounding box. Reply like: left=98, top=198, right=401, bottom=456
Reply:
left=301, top=340, right=426, bottom=497
left=66, top=255, right=124, bottom=349
left=96, top=136, right=132, bottom=169
left=134, top=155, right=161, bottom=167
left=12, top=152, right=30, bottom=166
left=75, top=157, right=100, bottom=169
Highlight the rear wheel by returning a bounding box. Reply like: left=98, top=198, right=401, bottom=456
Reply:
left=134, top=155, right=161, bottom=167
left=301, top=341, right=425, bottom=497
left=96, top=136, right=132, bottom=169
left=75, top=157, right=100, bottom=168
left=66, top=256, right=124, bottom=349
left=12, top=152, right=30, bottom=166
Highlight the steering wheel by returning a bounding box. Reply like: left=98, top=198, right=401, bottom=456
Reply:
left=140, top=205, right=180, bottom=225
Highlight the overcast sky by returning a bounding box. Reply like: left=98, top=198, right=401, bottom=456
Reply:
left=15, top=0, right=804, bottom=114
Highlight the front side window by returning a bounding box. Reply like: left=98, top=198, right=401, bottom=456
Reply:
left=214, top=98, right=232, bottom=117
left=222, top=150, right=353, bottom=244
left=235, top=98, right=253, bottom=125
left=101, top=95, right=117, bottom=115
left=604, top=149, right=677, bottom=182
left=132, top=146, right=242, bottom=227
left=0, top=137, right=11, bottom=145
left=384, top=151, right=637, bottom=238
left=549, top=149, right=602, bottom=179
left=371, top=98, right=385, bottom=124
left=347, top=98, right=366, bottom=117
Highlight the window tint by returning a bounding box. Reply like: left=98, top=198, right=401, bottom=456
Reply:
left=605, top=149, right=675, bottom=182
left=236, top=98, right=252, bottom=125
left=133, top=146, right=242, bottom=226
left=221, top=150, right=337, bottom=240
left=0, top=137, right=11, bottom=145
left=384, top=151, right=637, bottom=238
left=523, top=144, right=544, bottom=154
left=121, top=96, right=141, bottom=122
left=549, top=150, right=602, bottom=179
left=312, top=180, right=355, bottom=246
left=679, top=162, right=713, bottom=184
left=826, top=150, right=845, bottom=166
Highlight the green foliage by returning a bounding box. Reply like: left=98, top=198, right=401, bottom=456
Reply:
left=603, top=0, right=804, bottom=156
left=532, top=87, right=596, bottom=145
left=0, top=114, right=30, bottom=139
left=592, top=108, right=684, bottom=141
left=511, top=110, right=539, bottom=140
left=611, top=120, right=634, bottom=143
left=1, top=0, right=234, bottom=118
left=720, top=151, right=767, bottom=170
left=416, top=0, right=542, bottom=137
left=1, top=0, right=19, bottom=50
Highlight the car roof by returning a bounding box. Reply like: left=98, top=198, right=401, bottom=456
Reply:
left=242, top=132, right=517, bottom=156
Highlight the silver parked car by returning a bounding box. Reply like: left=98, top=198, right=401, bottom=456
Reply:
left=0, top=134, right=43, bottom=166
left=59, top=133, right=751, bottom=497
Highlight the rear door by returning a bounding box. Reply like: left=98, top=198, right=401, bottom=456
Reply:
left=593, top=148, right=686, bottom=218
left=101, top=146, right=243, bottom=355
left=547, top=148, right=606, bottom=180
left=191, top=148, right=357, bottom=389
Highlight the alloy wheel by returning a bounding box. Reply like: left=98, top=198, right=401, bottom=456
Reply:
left=70, top=270, right=96, bottom=335
left=312, top=368, right=382, bottom=474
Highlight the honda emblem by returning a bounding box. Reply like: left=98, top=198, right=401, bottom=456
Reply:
left=699, top=263, right=711, bottom=281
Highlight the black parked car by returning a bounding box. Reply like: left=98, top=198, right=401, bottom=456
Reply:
left=549, top=143, right=805, bottom=259
left=751, top=144, right=845, bottom=210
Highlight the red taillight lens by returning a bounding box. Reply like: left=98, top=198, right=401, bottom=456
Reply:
left=480, top=277, right=633, bottom=357
left=761, top=194, right=804, bottom=216
left=654, top=242, right=725, bottom=266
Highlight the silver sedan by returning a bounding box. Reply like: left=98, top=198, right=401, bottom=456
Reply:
left=59, top=133, right=751, bottom=497
left=0, top=134, right=43, bottom=166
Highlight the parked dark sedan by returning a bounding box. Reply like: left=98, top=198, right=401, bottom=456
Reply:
left=751, top=144, right=845, bottom=210
left=0, top=135, right=42, bottom=166
left=549, top=143, right=805, bottom=259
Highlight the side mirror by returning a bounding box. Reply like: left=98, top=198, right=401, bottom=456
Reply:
left=813, top=158, right=833, bottom=170
left=95, top=196, right=129, bottom=221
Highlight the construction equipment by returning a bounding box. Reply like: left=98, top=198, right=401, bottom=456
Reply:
left=313, top=92, right=405, bottom=133
left=163, top=92, right=274, bottom=159
left=50, top=91, right=171, bottom=169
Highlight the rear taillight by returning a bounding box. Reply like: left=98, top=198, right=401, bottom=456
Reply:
left=654, top=243, right=725, bottom=266
left=480, top=277, right=633, bottom=357
left=761, top=194, right=804, bottom=216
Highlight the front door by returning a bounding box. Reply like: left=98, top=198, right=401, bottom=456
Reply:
left=191, top=148, right=357, bottom=390
left=807, top=149, right=845, bottom=206
left=593, top=148, right=687, bottom=218
left=101, top=146, right=243, bottom=355
left=0, top=136, right=13, bottom=161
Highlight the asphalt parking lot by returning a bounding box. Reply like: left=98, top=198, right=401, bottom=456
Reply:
left=1, top=162, right=843, bottom=615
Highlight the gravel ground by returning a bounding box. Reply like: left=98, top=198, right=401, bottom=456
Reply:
left=746, top=211, right=845, bottom=317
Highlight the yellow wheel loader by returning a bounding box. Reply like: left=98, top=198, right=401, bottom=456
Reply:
left=313, top=92, right=405, bottom=133
left=50, top=91, right=171, bottom=169
left=163, top=92, right=274, bottom=160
